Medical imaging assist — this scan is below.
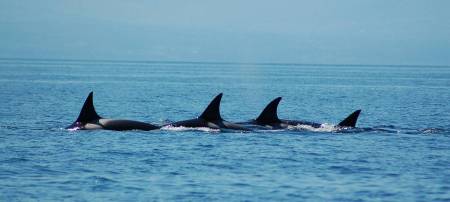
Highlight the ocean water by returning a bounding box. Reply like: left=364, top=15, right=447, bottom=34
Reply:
left=0, top=59, right=449, bottom=201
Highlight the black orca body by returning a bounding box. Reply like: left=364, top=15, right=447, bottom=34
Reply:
left=66, top=92, right=160, bottom=131
left=241, top=97, right=361, bottom=130
left=167, top=93, right=250, bottom=131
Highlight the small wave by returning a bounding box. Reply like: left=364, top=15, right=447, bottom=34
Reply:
left=87, top=176, right=118, bottom=184
left=100, top=150, right=135, bottom=156
left=160, top=125, right=220, bottom=133
left=419, top=128, right=447, bottom=134
left=203, top=163, right=234, bottom=170
left=1, top=157, right=30, bottom=163
left=347, top=126, right=449, bottom=135
left=0, top=125, right=21, bottom=130
left=230, top=182, right=251, bottom=187
left=32, top=165, right=67, bottom=175
left=374, top=125, right=398, bottom=129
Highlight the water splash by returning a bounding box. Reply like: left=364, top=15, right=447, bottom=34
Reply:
left=66, top=127, right=81, bottom=131
left=287, top=123, right=338, bottom=132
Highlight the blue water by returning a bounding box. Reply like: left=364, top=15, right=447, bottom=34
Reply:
left=1, top=59, right=449, bottom=201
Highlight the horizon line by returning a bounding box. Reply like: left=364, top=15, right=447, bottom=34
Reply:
left=0, top=57, right=449, bottom=68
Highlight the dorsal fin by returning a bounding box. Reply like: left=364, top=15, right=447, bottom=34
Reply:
left=256, top=97, right=282, bottom=124
left=199, top=93, right=223, bottom=121
left=75, top=92, right=102, bottom=123
left=337, top=110, right=361, bottom=127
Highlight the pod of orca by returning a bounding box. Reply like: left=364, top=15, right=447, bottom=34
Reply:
left=66, top=92, right=361, bottom=132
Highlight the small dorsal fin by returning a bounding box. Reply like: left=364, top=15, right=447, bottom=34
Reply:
left=256, top=97, right=282, bottom=124
left=337, top=110, right=361, bottom=127
left=199, top=93, right=223, bottom=121
left=75, top=92, right=102, bottom=123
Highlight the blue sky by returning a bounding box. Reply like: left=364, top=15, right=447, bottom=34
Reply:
left=1, top=0, right=449, bottom=65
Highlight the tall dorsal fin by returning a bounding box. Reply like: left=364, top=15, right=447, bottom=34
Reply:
left=75, top=92, right=102, bottom=123
left=199, top=93, right=223, bottom=121
left=337, top=109, right=361, bottom=127
left=256, top=97, right=282, bottom=124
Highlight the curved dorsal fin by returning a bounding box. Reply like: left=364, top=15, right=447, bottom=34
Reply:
left=337, top=109, right=361, bottom=127
left=199, top=93, right=223, bottom=121
left=256, top=97, right=282, bottom=124
left=75, top=92, right=102, bottom=123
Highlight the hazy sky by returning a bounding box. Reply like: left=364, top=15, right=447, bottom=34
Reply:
left=1, top=0, right=449, bottom=65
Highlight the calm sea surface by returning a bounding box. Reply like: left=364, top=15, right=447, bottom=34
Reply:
left=0, top=59, right=449, bottom=201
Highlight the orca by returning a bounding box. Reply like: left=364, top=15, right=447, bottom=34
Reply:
left=167, top=93, right=251, bottom=131
left=241, top=97, right=361, bottom=130
left=66, top=92, right=160, bottom=131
